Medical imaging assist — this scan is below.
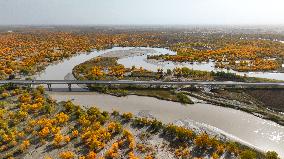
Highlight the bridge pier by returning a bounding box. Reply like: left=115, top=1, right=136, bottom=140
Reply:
left=190, top=84, right=197, bottom=90
left=68, top=84, right=72, bottom=91
left=47, top=84, right=52, bottom=91
left=203, top=85, right=211, bottom=92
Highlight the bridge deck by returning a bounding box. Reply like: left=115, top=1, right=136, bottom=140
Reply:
left=0, top=80, right=284, bottom=86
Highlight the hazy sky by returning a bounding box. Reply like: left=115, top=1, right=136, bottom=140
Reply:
left=0, top=0, right=284, bottom=25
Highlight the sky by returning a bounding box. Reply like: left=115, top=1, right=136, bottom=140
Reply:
left=0, top=0, right=284, bottom=25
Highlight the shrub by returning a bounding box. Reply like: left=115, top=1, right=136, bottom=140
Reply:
left=226, top=141, right=239, bottom=154
left=20, top=140, right=30, bottom=151
left=53, top=133, right=64, bottom=146
left=176, top=92, right=192, bottom=104
left=105, top=142, right=119, bottom=158
left=212, top=152, right=219, bottom=159
left=55, top=112, right=69, bottom=124
left=36, top=85, right=45, bottom=94
left=72, top=130, right=79, bottom=138
left=165, top=124, right=194, bottom=141
left=265, top=151, right=279, bottom=159
left=39, top=127, right=50, bottom=138
left=64, top=101, right=75, bottom=112
left=174, top=147, right=190, bottom=158
left=1, top=92, right=9, bottom=98
left=194, top=133, right=211, bottom=148
left=122, top=112, right=133, bottom=121
left=111, top=110, right=120, bottom=116
left=239, top=150, right=256, bottom=159
left=59, top=151, right=75, bottom=159
left=107, top=122, right=122, bottom=134
left=64, top=135, right=71, bottom=143
left=149, top=119, right=163, bottom=131
left=86, top=151, right=97, bottom=159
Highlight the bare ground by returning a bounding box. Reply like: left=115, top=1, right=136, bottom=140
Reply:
left=245, top=89, right=284, bottom=112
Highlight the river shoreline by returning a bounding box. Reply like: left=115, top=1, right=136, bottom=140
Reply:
left=48, top=91, right=283, bottom=157
left=143, top=58, right=284, bottom=81
left=47, top=91, right=263, bottom=153
left=184, top=90, right=284, bottom=126
left=32, top=47, right=284, bottom=157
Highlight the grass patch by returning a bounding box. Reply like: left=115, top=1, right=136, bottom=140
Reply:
left=90, top=86, right=193, bottom=104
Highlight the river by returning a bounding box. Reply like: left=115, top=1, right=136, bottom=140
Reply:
left=117, top=48, right=284, bottom=81
left=35, top=47, right=284, bottom=157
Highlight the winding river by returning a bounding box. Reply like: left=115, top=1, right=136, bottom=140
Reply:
left=35, top=47, right=284, bottom=157
left=118, top=48, right=284, bottom=81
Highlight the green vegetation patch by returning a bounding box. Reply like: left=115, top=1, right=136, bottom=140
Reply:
left=90, top=85, right=193, bottom=104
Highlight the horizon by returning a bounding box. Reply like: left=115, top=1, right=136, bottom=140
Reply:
left=1, top=0, right=284, bottom=25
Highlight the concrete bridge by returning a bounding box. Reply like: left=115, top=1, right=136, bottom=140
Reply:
left=1, top=80, right=284, bottom=91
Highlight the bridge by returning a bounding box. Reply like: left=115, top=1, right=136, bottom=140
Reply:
left=1, top=80, right=284, bottom=91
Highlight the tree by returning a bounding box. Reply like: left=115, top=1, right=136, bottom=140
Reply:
left=55, top=112, right=69, bottom=124
left=1, top=92, right=9, bottom=98
left=226, top=141, right=238, bottom=154
left=194, top=133, right=210, bottom=148
left=240, top=150, right=256, bottom=159
left=53, top=133, right=64, bottom=146
left=20, top=140, right=30, bottom=151
left=122, top=112, right=133, bottom=121
left=72, top=130, right=79, bottom=138
left=86, top=151, right=97, bottom=159
left=108, top=65, right=125, bottom=78
left=166, top=69, right=172, bottom=75
left=131, top=65, right=136, bottom=70
left=59, top=151, right=75, bottom=159
left=265, top=151, right=279, bottom=159
left=39, top=127, right=50, bottom=138
left=64, top=135, right=71, bottom=143
left=92, top=66, right=104, bottom=77
left=212, top=152, right=219, bottom=159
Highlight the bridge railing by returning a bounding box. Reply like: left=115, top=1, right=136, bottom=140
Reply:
left=1, top=80, right=284, bottom=86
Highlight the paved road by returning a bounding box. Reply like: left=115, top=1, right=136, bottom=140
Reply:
left=1, top=80, right=284, bottom=86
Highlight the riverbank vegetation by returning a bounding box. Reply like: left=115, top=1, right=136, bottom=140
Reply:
left=0, top=85, right=278, bottom=159
left=91, top=86, right=194, bottom=104
left=73, top=56, right=280, bottom=84
left=147, top=40, right=284, bottom=72
left=1, top=27, right=284, bottom=80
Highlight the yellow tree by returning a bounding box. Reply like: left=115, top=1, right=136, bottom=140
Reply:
left=108, top=65, right=125, bottom=78
left=92, top=66, right=103, bottom=77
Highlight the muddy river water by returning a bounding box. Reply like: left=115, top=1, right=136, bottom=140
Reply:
left=34, top=47, right=284, bottom=157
